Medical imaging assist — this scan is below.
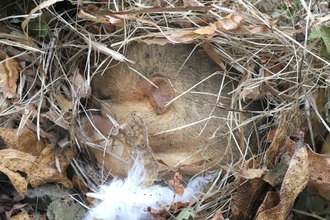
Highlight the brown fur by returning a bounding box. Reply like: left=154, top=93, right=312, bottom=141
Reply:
left=88, top=42, right=258, bottom=175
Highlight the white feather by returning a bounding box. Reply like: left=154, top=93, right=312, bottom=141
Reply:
left=84, top=160, right=211, bottom=220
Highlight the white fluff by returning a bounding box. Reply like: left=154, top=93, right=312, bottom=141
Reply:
left=84, top=160, right=210, bottom=220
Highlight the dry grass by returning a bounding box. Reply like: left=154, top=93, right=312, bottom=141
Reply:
left=0, top=0, right=329, bottom=219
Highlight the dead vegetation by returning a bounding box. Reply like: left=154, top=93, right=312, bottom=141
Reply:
left=0, top=0, right=330, bottom=219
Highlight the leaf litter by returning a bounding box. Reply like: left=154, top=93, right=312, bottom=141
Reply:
left=0, top=0, right=330, bottom=219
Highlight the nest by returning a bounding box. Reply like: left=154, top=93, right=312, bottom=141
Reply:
left=0, top=0, right=330, bottom=219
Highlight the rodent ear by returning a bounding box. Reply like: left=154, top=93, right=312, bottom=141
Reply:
left=139, top=77, right=175, bottom=115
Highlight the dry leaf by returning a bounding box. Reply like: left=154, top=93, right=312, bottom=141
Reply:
left=54, top=93, right=72, bottom=113
left=168, top=172, right=185, bottom=196
left=239, top=168, right=266, bottom=180
left=247, top=25, right=269, bottom=33
left=168, top=31, right=198, bottom=43
left=0, top=55, right=22, bottom=98
left=0, top=145, right=74, bottom=197
left=69, top=68, right=91, bottom=99
left=231, top=178, right=268, bottom=220
left=0, top=126, right=47, bottom=156
left=202, top=42, right=227, bottom=73
left=234, top=65, right=259, bottom=101
left=194, top=13, right=245, bottom=37
left=262, top=153, right=291, bottom=186
left=255, top=139, right=309, bottom=220
left=264, top=109, right=301, bottom=167
left=9, top=211, right=30, bottom=220
left=307, top=147, right=330, bottom=204
left=254, top=192, right=280, bottom=217
left=21, top=0, right=64, bottom=39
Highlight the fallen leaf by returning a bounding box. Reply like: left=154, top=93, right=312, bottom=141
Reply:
left=168, top=172, right=185, bottom=196
left=255, top=138, right=309, bottom=220
left=262, top=153, right=291, bottom=186
left=0, top=145, right=74, bottom=197
left=254, top=192, right=280, bottom=217
left=239, top=168, right=266, bottom=180
left=194, top=13, right=245, bottom=37
left=69, top=68, right=91, bottom=99
left=168, top=31, right=198, bottom=43
left=46, top=199, right=86, bottom=220
left=202, top=42, right=227, bottom=73
left=231, top=178, right=268, bottom=220
left=247, top=25, right=269, bottom=33
left=6, top=203, right=33, bottom=219
left=54, top=93, right=72, bottom=113
left=0, top=126, right=47, bottom=156
left=264, top=108, right=302, bottom=167
left=9, top=211, right=30, bottom=220
left=307, top=148, right=330, bottom=204
left=0, top=55, right=22, bottom=98
left=234, top=65, right=259, bottom=101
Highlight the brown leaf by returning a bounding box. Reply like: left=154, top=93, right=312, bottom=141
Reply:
left=264, top=109, right=302, bottom=167
left=54, top=93, right=72, bottom=113
left=262, top=153, right=291, bottom=186
left=0, top=126, right=47, bottom=156
left=168, top=31, right=198, bottom=43
left=69, top=68, right=91, bottom=99
left=0, top=55, right=21, bottom=98
left=9, top=211, right=30, bottom=220
left=247, top=25, right=269, bottom=33
left=239, top=168, right=266, bottom=180
left=234, top=65, right=259, bottom=101
left=231, top=178, right=268, bottom=220
left=255, top=192, right=280, bottom=217
left=255, top=139, right=309, bottom=220
left=202, top=42, right=227, bottom=73
left=168, top=172, right=185, bottom=196
left=307, top=147, right=330, bottom=204
left=194, top=13, right=245, bottom=37
left=0, top=145, right=74, bottom=197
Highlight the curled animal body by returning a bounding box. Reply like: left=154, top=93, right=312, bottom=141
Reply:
left=82, top=42, right=259, bottom=180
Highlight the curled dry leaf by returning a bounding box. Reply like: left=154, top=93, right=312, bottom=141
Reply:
left=231, top=178, right=267, bottom=220
left=168, top=172, right=185, bottom=196
left=69, top=68, right=91, bottom=99
left=255, top=139, right=309, bottom=220
left=239, top=168, right=266, bottom=180
left=0, top=55, right=22, bottom=98
left=194, top=13, right=245, bottom=37
left=264, top=108, right=301, bottom=167
left=0, top=145, right=74, bottom=197
left=202, top=42, right=227, bottom=73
